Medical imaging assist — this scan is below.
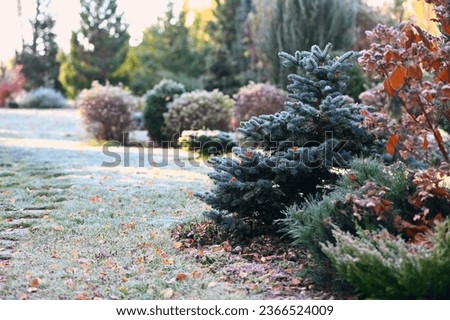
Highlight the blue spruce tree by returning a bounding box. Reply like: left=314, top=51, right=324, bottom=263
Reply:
left=197, top=44, right=380, bottom=234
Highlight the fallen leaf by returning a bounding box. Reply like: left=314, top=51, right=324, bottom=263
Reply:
left=80, top=263, right=91, bottom=274
left=162, top=258, right=174, bottom=265
left=239, top=271, right=248, bottom=279
left=75, top=292, right=90, bottom=300
left=65, top=279, right=76, bottom=289
left=135, top=257, right=145, bottom=264
left=53, top=225, right=64, bottom=231
left=155, top=248, right=166, bottom=258
left=191, top=271, right=202, bottom=279
left=129, top=222, right=136, bottom=230
left=173, top=242, right=183, bottom=249
left=65, top=267, right=75, bottom=275
left=222, top=242, right=232, bottom=252
left=30, top=278, right=43, bottom=288
left=250, top=283, right=259, bottom=291
left=176, top=273, right=188, bottom=281
left=50, top=249, right=58, bottom=258
left=291, top=279, right=301, bottom=286
left=103, top=259, right=116, bottom=269
left=272, top=284, right=283, bottom=293
left=161, top=288, right=174, bottom=299
left=71, top=250, right=79, bottom=260
left=150, top=231, right=157, bottom=238
left=89, top=195, right=102, bottom=203
left=121, top=275, right=128, bottom=283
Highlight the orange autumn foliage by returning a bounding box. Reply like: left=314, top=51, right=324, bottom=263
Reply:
left=359, top=2, right=450, bottom=166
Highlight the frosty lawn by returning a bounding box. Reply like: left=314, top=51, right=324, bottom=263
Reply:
left=0, top=108, right=252, bottom=299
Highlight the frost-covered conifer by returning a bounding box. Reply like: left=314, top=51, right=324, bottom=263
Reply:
left=198, top=44, right=379, bottom=233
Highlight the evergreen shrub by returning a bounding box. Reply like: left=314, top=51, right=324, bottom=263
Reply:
left=21, top=87, right=66, bottom=109
left=178, top=130, right=236, bottom=156
left=283, top=157, right=450, bottom=293
left=143, top=79, right=185, bottom=144
left=163, top=90, right=234, bottom=142
left=198, top=44, right=379, bottom=234
left=322, top=220, right=450, bottom=299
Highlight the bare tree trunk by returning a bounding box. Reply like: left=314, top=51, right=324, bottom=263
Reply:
left=16, top=0, right=25, bottom=50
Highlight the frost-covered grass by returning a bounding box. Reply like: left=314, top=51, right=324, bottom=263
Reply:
left=0, top=109, right=253, bottom=300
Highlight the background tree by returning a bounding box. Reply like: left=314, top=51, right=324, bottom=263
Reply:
left=248, top=0, right=358, bottom=87
left=202, top=46, right=241, bottom=96
left=130, top=3, right=206, bottom=94
left=15, top=0, right=61, bottom=91
left=59, top=0, right=129, bottom=98
left=203, top=0, right=252, bottom=95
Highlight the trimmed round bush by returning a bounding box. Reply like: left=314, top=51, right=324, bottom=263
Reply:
left=232, top=82, right=286, bottom=129
left=21, top=87, right=66, bottom=109
left=143, top=79, right=185, bottom=144
left=163, top=90, right=234, bottom=141
left=78, top=82, right=134, bottom=142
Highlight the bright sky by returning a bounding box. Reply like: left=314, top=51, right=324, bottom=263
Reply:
left=0, top=0, right=191, bottom=62
left=0, top=0, right=388, bottom=63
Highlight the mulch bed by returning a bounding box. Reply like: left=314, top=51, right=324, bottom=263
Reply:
left=172, top=220, right=351, bottom=299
